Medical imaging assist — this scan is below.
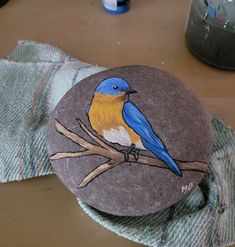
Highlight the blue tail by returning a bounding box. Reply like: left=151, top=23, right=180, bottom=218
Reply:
left=157, top=150, right=182, bottom=177
left=142, top=139, right=182, bottom=177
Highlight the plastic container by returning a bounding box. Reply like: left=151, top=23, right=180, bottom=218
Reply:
left=102, top=0, right=130, bottom=14
left=186, top=0, right=235, bottom=70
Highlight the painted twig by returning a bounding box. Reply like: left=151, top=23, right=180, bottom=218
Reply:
left=50, top=119, right=208, bottom=188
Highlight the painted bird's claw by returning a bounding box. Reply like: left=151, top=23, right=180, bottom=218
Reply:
left=131, top=148, right=140, bottom=161
left=121, top=146, right=140, bottom=162
left=121, top=150, right=129, bottom=162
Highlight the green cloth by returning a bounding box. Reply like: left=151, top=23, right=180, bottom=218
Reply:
left=0, top=40, right=105, bottom=181
left=0, top=41, right=234, bottom=247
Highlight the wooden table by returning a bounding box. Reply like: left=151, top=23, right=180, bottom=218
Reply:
left=0, top=0, right=234, bottom=246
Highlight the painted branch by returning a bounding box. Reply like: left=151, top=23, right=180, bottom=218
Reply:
left=78, top=160, right=121, bottom=188
left=50, top=150, right=93, bottom=160
left=51, top=119, right=208, bottom=188
left=55, top=119, right=93, bottom=150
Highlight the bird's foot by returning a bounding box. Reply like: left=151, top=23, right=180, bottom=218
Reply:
left=130, top=148, right=140, bottom=161
left=121, top=150, right=130, bottom=162
left=121, top=145, right=140, bottom=162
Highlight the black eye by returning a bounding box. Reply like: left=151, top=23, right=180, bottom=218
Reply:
left=112, top=85, right=119, bottom=89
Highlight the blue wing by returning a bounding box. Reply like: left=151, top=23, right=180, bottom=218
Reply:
left=123, top=101, right=182, bottom=176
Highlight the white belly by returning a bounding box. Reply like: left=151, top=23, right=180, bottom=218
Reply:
left=103, top=126, right=146, bottom=150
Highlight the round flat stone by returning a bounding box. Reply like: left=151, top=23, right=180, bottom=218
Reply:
left=46, top=65, right=212, bottom=216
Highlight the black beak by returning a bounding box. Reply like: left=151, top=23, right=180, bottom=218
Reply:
left=126, top=88, right=137, bottom=94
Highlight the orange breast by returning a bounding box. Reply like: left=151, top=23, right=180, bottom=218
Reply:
left=88, top=92, right=140, bottom=144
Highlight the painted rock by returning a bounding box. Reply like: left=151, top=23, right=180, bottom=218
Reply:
left=46, top=65, right=212, bottom=216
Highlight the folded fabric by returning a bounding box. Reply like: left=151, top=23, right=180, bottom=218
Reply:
left=0, top=41, right=234, bottom=247
left=0, top=40, right=105, bottom=182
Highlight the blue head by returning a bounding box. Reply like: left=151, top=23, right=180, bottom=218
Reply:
left=95, top=78, right=137, bottom=96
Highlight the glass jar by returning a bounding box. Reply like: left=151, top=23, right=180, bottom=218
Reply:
left=186, top=0, right=235, bottom=70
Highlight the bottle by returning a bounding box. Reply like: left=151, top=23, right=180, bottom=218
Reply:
left=102, top=0, right=130, bottom=14
left=186, top=0, right=235, bottom=70
left=0, top=0, right=9, bottom=7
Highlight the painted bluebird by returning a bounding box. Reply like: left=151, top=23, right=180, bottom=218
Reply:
left=87, top=77, right=182, bottom=176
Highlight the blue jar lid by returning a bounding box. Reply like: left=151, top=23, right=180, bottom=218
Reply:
left=102, top=0, right=130, bottom=14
